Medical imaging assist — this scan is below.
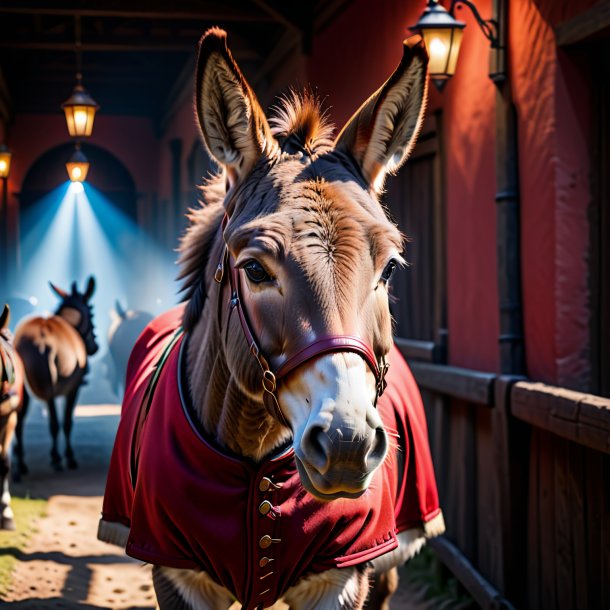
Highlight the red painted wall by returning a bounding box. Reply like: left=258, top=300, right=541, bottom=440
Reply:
left=308, top=0, right=595, bottom=385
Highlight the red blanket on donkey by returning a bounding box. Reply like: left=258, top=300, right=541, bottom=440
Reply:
left=98, top=306, right=444, bottom=609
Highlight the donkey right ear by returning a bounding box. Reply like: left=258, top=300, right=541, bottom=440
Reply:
left=0, top=305, right=9, bottom=330
left=195, top=28, right=274, bottom=188
left=49, top=281, right=69, bottom=300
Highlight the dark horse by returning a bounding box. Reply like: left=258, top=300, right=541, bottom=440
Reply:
left=0, top=305, right=24, bottom=529
left=14, top=277, right=98, bottom=471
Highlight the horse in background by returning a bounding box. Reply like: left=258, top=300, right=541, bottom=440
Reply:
left=106, top=301, right=153, bottom=398
left=0, top=305, right=24, bottom=529
left=14, top=277, right=98, bottom=472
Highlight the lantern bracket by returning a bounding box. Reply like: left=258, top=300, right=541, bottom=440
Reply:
left=450, top=0, right=500, bottom=48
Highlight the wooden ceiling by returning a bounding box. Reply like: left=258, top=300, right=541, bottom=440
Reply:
left=0, top=0, right=350, bottom=124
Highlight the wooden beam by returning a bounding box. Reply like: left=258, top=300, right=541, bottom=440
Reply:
left=511, top=381, right=610, bottom=453
left=0, top=41, right=259, bottom=59
left=394, top=337, right=438, bottom=363
left=0, top=7, right=275, bottom=22
left=251, top=29, right=300, bottom=86
left=407, top=361, right=496, bottom=406
left=429, top=537, right=517, bottom=609
left=555, top=1, right=610, bottom=46
left=248, top=0, right=301, bottom=32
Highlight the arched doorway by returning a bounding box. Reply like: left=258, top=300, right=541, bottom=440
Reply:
left=19, top=142, right=137, bottom=221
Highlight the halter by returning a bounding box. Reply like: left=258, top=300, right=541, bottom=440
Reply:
left=214, top=216, right=389, bottom=426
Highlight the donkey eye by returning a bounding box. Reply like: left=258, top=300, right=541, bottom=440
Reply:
left=243, top=260, right=272, bottom=284
left=380, top=260, right=398, bottom=284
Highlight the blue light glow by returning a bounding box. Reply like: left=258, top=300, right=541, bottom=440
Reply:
left=15, top=181, right=179, bottom=400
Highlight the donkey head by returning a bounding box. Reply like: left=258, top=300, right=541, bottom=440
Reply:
left=184, top=28, right=428, bottom=500
left=50, top=276, right=98, bottom=355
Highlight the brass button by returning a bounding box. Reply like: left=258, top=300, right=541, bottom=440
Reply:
left=259, top=477, right=272, bottom=492
left=259, top=557, right=273, bottom=567
left=259, top=535, right=281, bottom=549
left=258, top=500, right=273, bottom=515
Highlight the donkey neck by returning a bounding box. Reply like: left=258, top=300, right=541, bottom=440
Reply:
left=185, top=284, right=291, bottom=462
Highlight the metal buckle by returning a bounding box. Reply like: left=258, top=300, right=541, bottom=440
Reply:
left=376, top=361, right=390, bottom=397
left=262, top=370, right=276, bottom=393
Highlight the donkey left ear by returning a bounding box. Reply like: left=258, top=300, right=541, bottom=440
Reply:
left=195, top=28, right=274, bottom=189
left=0, top=305, right=9, bottom=330
left=84, top=276, right=96, bottom=302
left=335, top=35, right=428, bottom=193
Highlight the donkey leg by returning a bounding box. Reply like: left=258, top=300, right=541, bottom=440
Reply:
left=13, top=389, right=29, bottom=480
left=47, top=398, right=62, bottom=470
left=63, top=388, right=79, bottom=470
left=0, top=412, right=17, bottom=530
left=363, top=568, right=399, bottom=610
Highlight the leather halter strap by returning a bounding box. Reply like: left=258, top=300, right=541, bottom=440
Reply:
left=214, top=216, right=390, bottom=426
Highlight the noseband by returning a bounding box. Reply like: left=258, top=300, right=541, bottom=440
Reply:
left=214, top=217, right=389, bottom=427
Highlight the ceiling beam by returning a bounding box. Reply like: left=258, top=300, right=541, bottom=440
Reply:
left=247, top=0, right=301, bottom=32
left=0, top=7, right=275, bottom=22
left=0, top=41, right=260, bottom=59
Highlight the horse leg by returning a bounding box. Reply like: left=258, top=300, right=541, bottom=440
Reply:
left=0, top=411, right=18, bottom=530
left=13, top=389, right=29, bottom=480
left=63, top=387, right=79, bottom=470
left=47, top=398, right=62, bottom=470
left=363, top=568, right=399, bottom=610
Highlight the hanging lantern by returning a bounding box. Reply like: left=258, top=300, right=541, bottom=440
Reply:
left=411, top=0, right=465, bottom=90
left=66, top=145, right=90, bottom=183
left=62, top=78, right=100, bottom=138
left=0, top=144, right=12, bottom=179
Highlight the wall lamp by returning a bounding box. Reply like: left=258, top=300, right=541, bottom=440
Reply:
left=412, top=0, right=503, bottom=90
left=66, top=143, right=90, bottom=183
left=0, top=144, right=12, bottom=179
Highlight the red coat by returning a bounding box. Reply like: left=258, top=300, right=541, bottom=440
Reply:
left=99, top=306, right=443, bottom=609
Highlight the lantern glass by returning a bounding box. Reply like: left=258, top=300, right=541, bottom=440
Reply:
left=0, top=148, right=12, bottom=179
left=66, top=147, right=90, bottom=183
left=421, top=27, right=464, bottom=83
left=61, top=84, right=99, bottom=138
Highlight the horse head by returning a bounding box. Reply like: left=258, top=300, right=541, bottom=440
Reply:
left=50, top=276, right=98, bottom=356
left=181, top=28, right=428, bottom=500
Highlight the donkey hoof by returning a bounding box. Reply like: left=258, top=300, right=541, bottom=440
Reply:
left=66, top=457, right=78, bottom=470
left=19, top=462, right=29, bottom=475
left=1, top=517, right=16, bottom=531
left=51, top=459, right=63, bottom=472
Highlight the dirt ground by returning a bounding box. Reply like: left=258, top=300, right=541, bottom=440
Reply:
left=0, top=400, right=431, bottom=609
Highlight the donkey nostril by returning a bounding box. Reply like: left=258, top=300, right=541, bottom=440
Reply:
left=301, top=424, right=331, bottom=474
left=366, top=427, right=388, bottom=470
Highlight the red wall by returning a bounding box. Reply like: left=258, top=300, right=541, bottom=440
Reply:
left=308, top=0, right=595, bottom=385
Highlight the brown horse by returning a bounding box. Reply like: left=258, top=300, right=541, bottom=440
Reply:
left=100, top=29, right=443, bottom=609
left=0, top=305, right=24, bottom=529
left=14, top=277, right=98, bottom=472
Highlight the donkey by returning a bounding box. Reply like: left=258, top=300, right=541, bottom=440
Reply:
left=106, top=300, right=154, bottom=398
left=14, top=277, right=98, bottom=472
left=0, top=305, right=24, bottom=529
left=99, top=29, right=444, bottom=610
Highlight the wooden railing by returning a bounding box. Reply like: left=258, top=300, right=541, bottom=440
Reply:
left=398, top=340, right=610, bottom=609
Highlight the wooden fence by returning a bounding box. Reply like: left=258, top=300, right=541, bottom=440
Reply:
left=396, top=338, right=610, bottom=610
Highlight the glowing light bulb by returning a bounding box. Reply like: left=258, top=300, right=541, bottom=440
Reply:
left=71, top=166, right=82, bottom=180
left=429, top=37, right=447, bottom=58
left=73, top=109, right=88, bottom=132
left=0, top=160, right=6, bottom=173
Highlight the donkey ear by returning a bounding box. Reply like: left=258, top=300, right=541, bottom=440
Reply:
left=0, top=305, right=9, bottom=330
left=335, top=35, right=428, bottom=193
left=49, top=281, right=69, bottom=300
left=84, top=276, right=96, bottom=302
left=115, top=299, right=126, bottom=319
left=195, top=28, right=273, bottom=187
left=71, top=281, right=78, bottom=295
